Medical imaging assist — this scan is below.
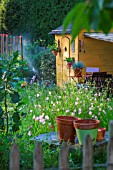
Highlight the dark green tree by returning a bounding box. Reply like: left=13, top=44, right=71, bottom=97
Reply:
left=1, top=0, right=79, bottom=45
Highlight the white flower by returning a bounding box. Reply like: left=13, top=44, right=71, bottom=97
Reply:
left=78, top=108, right=82, bottom=114
left=58, top=96, right=61, bottom=98
left=66, top=109, right=70, bottom=113
left=75, top=102, right=78, bottom=106
left=76, top=97, right=79, bottom=101
left=94, top=93, right=97, bottom=96
left=46, top=97, right=49, bottom=100
left=56, top=101, right=59, bottom=104
left=35, top=117, right=39, bottom=121
left=45, top=115, right=49, bottom=120
left=28, top=131, right=31, bottom=136
left=89, top=107, right=93, bottom=110
left=38, top=104, right=41, bottom=108
left=36, top=94, right=40, bottom=97
left=99, top=108, right=102, bottom=111
left=78, top=108, right=82, bottom=112
left=49, top=91, right=51, bottom=95
left=103, top=110, right=106, bottom=114
left=57, top=108, right=60, bottom=111
left=89, top=111, right=92, bottom=115
left=33, top=115, right=35, bottom=119
left=71, top=112, right=74, bottom=116
left=74, top=109, right=76, bottom=113
left=30, top=110, right=32, bottom=113
left=98, top=92, right=101, bottom=96
left=51, top=101, right=53, bottom=104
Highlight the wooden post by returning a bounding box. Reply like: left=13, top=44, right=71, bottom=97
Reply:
left=2, top=34, right=4, bottom=54
left=20, top=35, right=23, bottom=61
left=15, top=36, right=18, bottom=51
left=83, top=135, right=93, bottom=170
left=59, top=142, right=69, bottom=170
left=6, top=34, right=8, bottom=55
left=34, top=142, right=44, bottom=170
left=1, top=34, right=3, bottom=54
left=10, top=143, right=20, bottom=170
left=107, top=121, right=113, bottom=170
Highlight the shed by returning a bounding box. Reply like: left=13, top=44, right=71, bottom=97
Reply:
left=50, top=25, right=113, bottom=86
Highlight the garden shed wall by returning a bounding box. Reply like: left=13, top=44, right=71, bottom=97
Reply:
left=79, top=29, right=113, bottom=76
left=55, top=34, right=78, bottom=86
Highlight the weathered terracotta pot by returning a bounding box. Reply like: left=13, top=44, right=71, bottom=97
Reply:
left=74, top=68, right=82, bottom=77
left=67, top=62, right=72, bottom=68
left=99, top=127, right=106, bottom=137
left=52, top=50, right=58, bottom=56
left=73, top=119, right=100, bottom=145
left=97, top=127, right=106, bottom=142
left=56, top=116, right=80, bottom=144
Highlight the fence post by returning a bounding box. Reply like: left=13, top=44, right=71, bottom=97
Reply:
left=10, top=143, right=20, bottom=170
left=83, top=135, right=93, bottom=170
left=107, top=121, right=113, bottom=170
left=34, top=142, right=44, bottom=170
left=59, top=141, right=69, bottom=170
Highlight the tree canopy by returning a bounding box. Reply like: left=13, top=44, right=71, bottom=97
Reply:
left=0, top=0, right=80, bottom=45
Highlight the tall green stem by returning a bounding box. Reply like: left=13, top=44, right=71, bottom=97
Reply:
left=4, top=83, right=8, bottom=135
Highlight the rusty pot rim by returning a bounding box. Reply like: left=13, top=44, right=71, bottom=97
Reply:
left=56, top=116, right=81, bottom=125
left=73, top=118, right=100, bottom=130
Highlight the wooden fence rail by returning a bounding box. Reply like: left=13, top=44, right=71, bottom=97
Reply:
left=10, top=121, right=113, bottom=170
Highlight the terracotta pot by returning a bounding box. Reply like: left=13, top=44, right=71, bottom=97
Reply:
left=99, top=127, right=106, bottom=137
left=74, top=68, right=82, bottom=77
left=96, top=127, right=106, bottom=142
left=73, top=119, right=100, bottom=145
left=56, top=116, right=81, bottom=144
left=67, top=62, right=72, bottom=68
left=52, top=50, right=58, bottom=56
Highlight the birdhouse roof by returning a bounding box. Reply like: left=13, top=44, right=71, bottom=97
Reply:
left=49, top=24, right=72, bottom=35
left=84, top=32, right=113, bottom=43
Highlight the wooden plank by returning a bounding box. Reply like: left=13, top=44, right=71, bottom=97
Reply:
left=107, top=121, right=113, bottom=170
left=109, top=120, right=113, bottom=138
left=10, top=143, right=20, bottom=170
left=34, top=142, right=44, bottom=170
left=59, top=142, right=69, bottom=170
left=83, top=135, right=93, bottom=170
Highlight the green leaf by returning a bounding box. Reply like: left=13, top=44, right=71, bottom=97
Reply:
left=63, top=2, right=86, bottom=34
left=71, top=4, right=88, bottom=42
left=99, top=10, right=112, bottom=33
left=12, top=112, right=20, bottom=123
left=10, top=92, right=20, bottom=103
left=12, top=124, right=20, bottom=132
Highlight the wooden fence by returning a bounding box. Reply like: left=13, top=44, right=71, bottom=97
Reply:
left=10, top=121, right=113, bottom=170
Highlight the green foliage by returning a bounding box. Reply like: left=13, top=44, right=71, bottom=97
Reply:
left=63, top=0, right=113, bottom=42
left=0, top=51, right=25, bottom=135
left=39, top=49, right=56, bottom=83
left=24, top=41, right=56, bottom=83
left=72, top=61, right=84, bottom=69
left=48, top=40, right=58, bottom=51
left=65, top=57, right=73, bottom=62
left=1, top=0, right=79, bottom=45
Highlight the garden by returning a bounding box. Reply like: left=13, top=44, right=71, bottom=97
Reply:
left=1, top=0, right=113, bottom=169
left=0, top=47, right=113, bottom=169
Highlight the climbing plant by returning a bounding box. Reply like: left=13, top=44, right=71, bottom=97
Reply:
left=0, top=51, right=25, bottom=135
